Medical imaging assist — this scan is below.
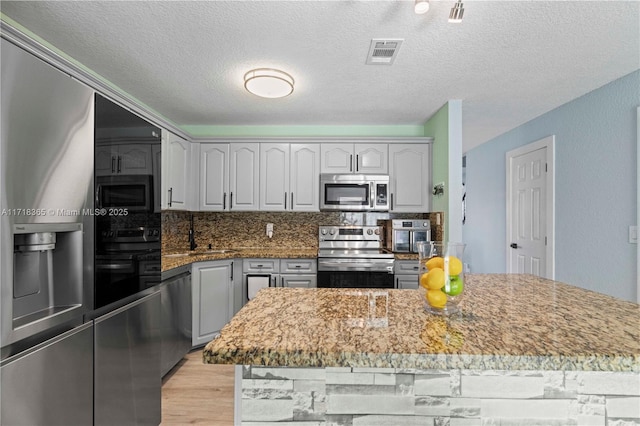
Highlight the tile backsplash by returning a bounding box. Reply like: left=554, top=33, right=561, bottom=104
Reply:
left=162, top=210, right=443, bottom=252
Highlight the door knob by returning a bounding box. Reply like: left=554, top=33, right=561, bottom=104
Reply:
left=510, top=243, right=518, bottom=249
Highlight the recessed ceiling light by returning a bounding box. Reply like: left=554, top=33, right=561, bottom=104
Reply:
left=414, top=0, right=430, bottom=14
left=244, top=68, right=294, bottom=99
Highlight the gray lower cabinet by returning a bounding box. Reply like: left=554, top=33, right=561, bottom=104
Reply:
left=192, top=260, right=234, bottom=347
left=0, top=322, right=94, bottom=426
left=280, top=258, right=317, bottom=288
left=395, top=259, right=420, bottom=289
left=94, top=292, right=161, bottom=426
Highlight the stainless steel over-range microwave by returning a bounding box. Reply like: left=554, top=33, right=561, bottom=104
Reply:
left=320, top=174, right=389, bottom=212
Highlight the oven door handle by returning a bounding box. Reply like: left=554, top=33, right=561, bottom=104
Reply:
left=96, top=264, right=135, bottom=271
left=318, top=259, right=394, bottom=273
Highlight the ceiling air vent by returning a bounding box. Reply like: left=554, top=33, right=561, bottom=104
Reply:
left=366, top=39, right=404, bottom=65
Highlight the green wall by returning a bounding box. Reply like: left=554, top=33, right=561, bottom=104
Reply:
left=423, top=103, right=450, bottom=240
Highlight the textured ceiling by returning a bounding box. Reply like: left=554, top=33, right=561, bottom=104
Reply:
left=1, top=1, right=639, bottom=152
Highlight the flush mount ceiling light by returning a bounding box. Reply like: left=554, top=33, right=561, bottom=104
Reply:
left=449, top=0, right=464, bottom=23
left=414, top=0, right=430, bottom=14
left=244, top=68, right=294, bottom=99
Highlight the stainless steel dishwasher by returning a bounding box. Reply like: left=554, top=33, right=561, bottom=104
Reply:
left=160, top=264, right=192, bottom=377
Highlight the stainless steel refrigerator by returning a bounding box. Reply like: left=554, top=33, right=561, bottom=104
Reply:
left=0, top=36, right=95, bottom=425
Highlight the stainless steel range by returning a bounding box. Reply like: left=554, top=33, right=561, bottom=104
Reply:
left=317, top=225, right=394, bottom=288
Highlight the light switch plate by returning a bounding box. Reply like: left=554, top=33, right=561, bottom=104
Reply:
left=629, top=225, right=638, bottom=244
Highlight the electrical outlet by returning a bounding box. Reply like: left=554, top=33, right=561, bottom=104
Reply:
left=266, top=223, right=274, bottom=238
left=629, top=225, right=637, bottom=244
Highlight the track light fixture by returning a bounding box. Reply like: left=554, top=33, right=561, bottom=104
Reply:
left=414, top=0, right=430, bottom=14
left=449, top=1, right=464, bottom=23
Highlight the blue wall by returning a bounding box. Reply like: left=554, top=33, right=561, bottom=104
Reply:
left=464, top=70, right=639, bottom=302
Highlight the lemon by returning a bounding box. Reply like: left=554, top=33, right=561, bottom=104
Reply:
left=425, top=267, right=445, bottom=290
left=446, top=256, right=463, bottom=276
left=426, top=289, right=447, bottom=308
left=425, top=256, right=444, bottom=270
left=419, top=273, right=430, bottom=289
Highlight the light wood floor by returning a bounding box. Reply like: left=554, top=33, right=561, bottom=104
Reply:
left=161, top=349, right=235, bottom=425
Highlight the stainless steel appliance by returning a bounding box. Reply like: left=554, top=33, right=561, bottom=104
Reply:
left=320, top=174, right=389, bottom=212
left=95, top=226, right=161, bottom=309
left=94, top=292, right=161, bottom=426
left=317, top=225, right=394, bottom=288
left=382, top=219, right=431, bottom=253
left=1, top=36, right=95, bottom=424
left=96, top=174, right=154, bottom=212
left=160, top=264, right=192, bottom=377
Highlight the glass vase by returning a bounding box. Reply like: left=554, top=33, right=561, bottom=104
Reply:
left=417, top=241, right=466, bottom=316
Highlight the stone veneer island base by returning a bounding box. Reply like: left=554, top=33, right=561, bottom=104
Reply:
left=203, top=274, right=640, bottom=426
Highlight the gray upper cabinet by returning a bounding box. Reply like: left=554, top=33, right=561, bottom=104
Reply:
left=290, top=144, right=320, bottom=211
left=259, top=143, right=289, bottom=211
left=96, top=143, right=153, bottom=176
left=199, top=143, right=230, bottom=211
left=230, top=143, right=260, bottom=211
left=320, top=143, right=388, bottom=174
left=163, top=131, right=191, bottom=210
left=389, top=143, right=431, bottom=212
left=260, top=143, right=320, bottom=211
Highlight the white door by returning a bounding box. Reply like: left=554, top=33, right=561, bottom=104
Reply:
left=506, top=136, right=555, bottom=278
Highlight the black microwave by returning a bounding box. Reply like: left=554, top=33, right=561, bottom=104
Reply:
left=96, top=175, right=153, bottom=212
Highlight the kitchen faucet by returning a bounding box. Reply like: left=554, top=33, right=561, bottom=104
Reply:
left=189, top=214, right=197, bottom=251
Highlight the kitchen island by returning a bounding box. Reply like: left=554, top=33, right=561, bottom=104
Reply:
left=203, top=274, right=640, bottom=425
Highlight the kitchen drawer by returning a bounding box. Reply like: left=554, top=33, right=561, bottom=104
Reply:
left=394, top=260, right=420, bottom=275
left=396, top=274, right=419, bottom=290
left=279, top=258, right=317, bottom=274
left=242, top=258, right=279, bottom=273
left=281, top=274, right=317, bottom=288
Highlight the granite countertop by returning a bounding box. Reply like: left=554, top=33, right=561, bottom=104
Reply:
left=203, top=274, right=640, bottom=371
left=162, top=247, right=319, bottom=271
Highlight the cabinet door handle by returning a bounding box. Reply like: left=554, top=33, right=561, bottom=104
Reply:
left=117, top=156, right=122, bottom=173
left=230, top=192, right=233, bottom=209
left=350, top=154, right=353, bottom=172
left=168, top=188, right=173, bottom=207
left=230, top=262, right=234, bottom=280
left=356, top=154, right=359, bottom=172
left=510, top=243, right=519, bottom=249
left=111, top=156, right=116, bottom=173
left=290, top=192, right=293, bottom=210
left=390, top=193, right=394, bottom=210
left=284, top=192, right=287, bottom=209
left=223, top=192, right=227, bottom=210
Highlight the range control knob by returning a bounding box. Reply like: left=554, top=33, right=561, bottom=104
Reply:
left=423, top=222, right=429, bottom=227
left=367, top=229, right=373, bottom=235
left=329, top=228, right=336, bottom=235
left=374, top=228, right=380, bottom=235
left=320, top=228, right=328, bottom=235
